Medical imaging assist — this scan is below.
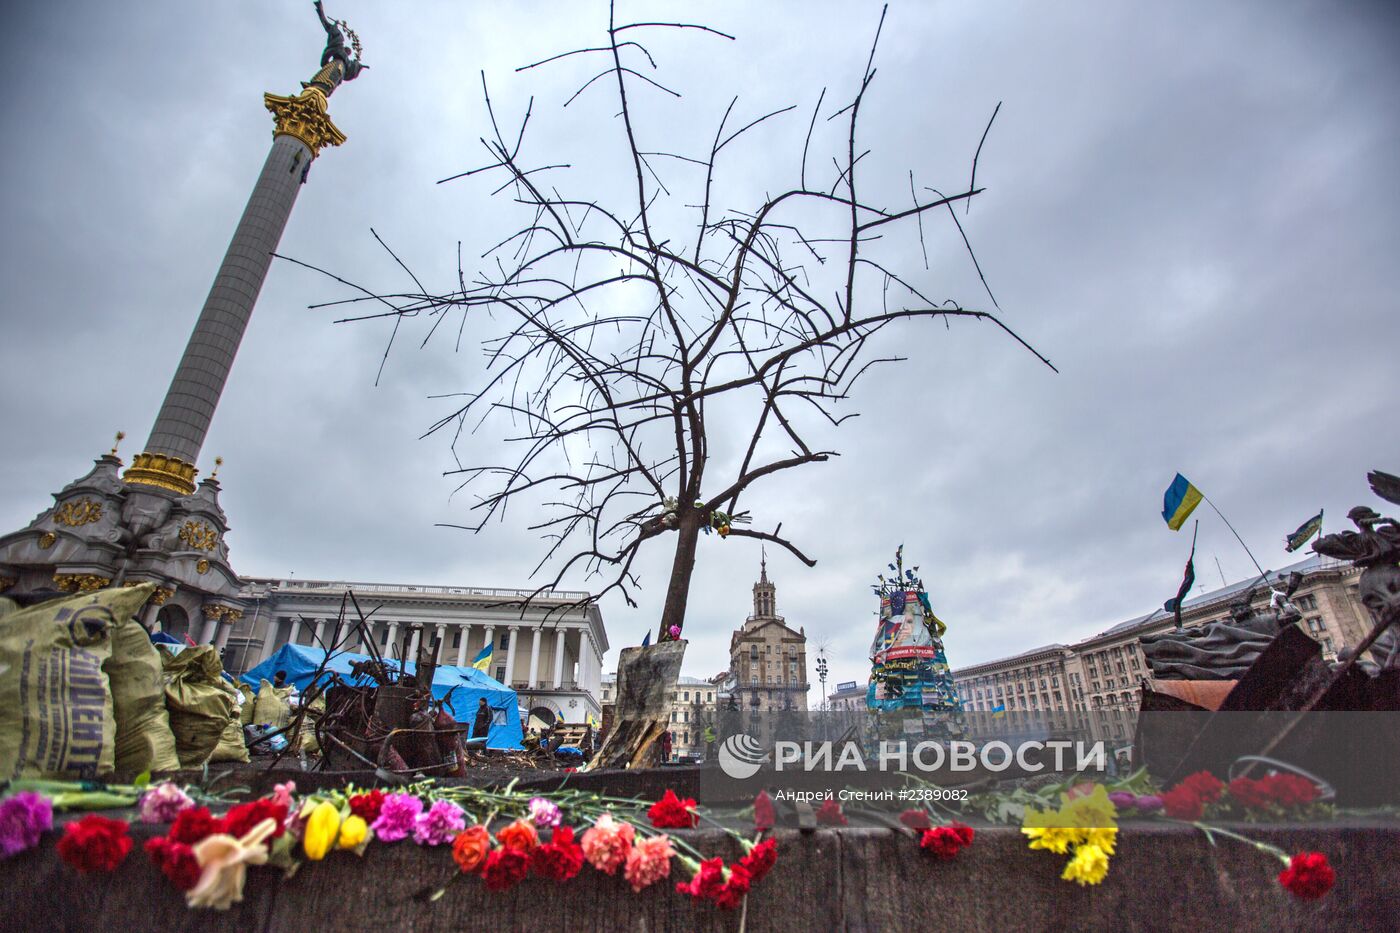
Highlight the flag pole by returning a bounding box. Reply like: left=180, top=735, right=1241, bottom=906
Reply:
left=1199, top=492, right=1268, bottom=580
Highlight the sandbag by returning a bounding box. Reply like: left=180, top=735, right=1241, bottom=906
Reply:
left=105, top=603, right=180, bottom=773
left=237, top=683, right=256, bottom=726
left=209, top=713, right=250, bottom=763
left=0, top=585, right=154, bottom=779
left=160, top=645, right=236, bottom=768
left=250, top=679, right=291, bottom=729
left=292, top=692, right=325, bottom=755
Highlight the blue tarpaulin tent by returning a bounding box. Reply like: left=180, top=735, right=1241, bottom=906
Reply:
left=241, top=644, right=524, bottom=750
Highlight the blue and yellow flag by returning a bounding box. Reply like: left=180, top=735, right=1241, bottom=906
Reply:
left=1285, top=510, right=1323, bottom=553
left=1162, top=473, right=1203, bottom=531
left=586, top=712, right=599, bottom=729
left=991, top=704, right=1006, bottom=719
left=471, top=643, right=493, bottom=672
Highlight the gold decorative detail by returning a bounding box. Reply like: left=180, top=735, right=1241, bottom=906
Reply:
left=124, top=452, right=197, bottom=495
left=0, top=577, right=15, bottom=592
left=264, top=87, right=346, bottom=158
left=196, top=558, right=211, bottom=575
left=178, top=521, right=218, bottom=551
left=54, top=498, right=103, bottom=527
left=203, top=604, right=243, bottom=624
left=210, top=456, right=223, bottom=480
left=38, top=532, right=56, bottom=550
left=109, top=431, right=126, bottom=457
left=125, top=582, right=174, bottom=605
left=53, top=573, right=111, bottom=593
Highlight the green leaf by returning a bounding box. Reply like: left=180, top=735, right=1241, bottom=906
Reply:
left=133, top=770, right=152, bottom=789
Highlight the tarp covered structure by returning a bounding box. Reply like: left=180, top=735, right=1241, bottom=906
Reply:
left=241, top=644, right=524, bottom=750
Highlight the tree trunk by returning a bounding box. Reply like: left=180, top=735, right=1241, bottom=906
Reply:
left=658, top=510, right=703, bottom=639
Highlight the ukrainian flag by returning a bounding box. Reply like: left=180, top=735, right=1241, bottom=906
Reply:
left=471, top=643, right=493, bottom=672
left=1162, top=473, right=1203, bottom=531
left=586, top=712, right=599, bottom=729
left=991, top=704, right=1006, bottom=719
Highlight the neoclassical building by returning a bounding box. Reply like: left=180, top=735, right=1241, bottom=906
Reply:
left=224, top=577, right=607, bottom=727
left=728, top=559, right=811, bottom=712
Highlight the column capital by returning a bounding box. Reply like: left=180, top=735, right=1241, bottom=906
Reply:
left=263, top=87, right=345, bottom=157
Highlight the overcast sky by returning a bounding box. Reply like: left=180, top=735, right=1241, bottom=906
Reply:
left=2, top=1, right=1397, bottom=696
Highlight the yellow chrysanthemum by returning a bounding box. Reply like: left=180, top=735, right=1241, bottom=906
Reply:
left=1021, top=808, right=1085, bottom=854
left=1084, top=826, right=1118, bottom=856
left=1060, top=785, right=1117, bottom=832
left=337, top=814, right=368, bottom=850
left=1061, top=843, right=1111, bottom=886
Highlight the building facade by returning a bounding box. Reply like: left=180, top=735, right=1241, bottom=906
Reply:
left=952, top=554, right=1369, bottom=746
left=599, top=674, right=718, bottom=761
left=827, top=680, right=866, bottom=712
left=231, top=577, right=608, bottom=727
left=728, top=559, right=811, bottom=712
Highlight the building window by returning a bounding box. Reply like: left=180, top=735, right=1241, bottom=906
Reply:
left=683, top=691, right=690, bottom=701
left=451, top=630, right=461, bottom=648
left=1306, top=617, right=1325, bottom=634
left=495, top=666, right=506, bottom=682
left=499, top=632, right=510, bottom=649
left=1296, top=594, right=1318, bottom=611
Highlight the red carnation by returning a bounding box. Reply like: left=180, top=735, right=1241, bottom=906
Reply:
left=1161, top=784, right=1206, bottom=821
left=1178, top=771, right=1225, bottom=804
left=169, top=806, right=221, bottom=845
left=713, top=863, right=753, bottom=910
left=753, top=791, right=775, bottom=832
left=531, top=825, right=585, bottom=882
left=815, top=798, right=847, bottom=826
left=648, top=789, right=699, bottom=829
left=221, top=798, right=287, bottom=839
left=144, top=836, right=201, bottom=891
left=1278, top=851, right=1335, bottom=900
left=919, top=824, right=972, bottom=861
left=481, top=845, right=531, bottom=892
left=1260, top=774, right=1318, bottom=808
left=899, top=809, right=932, bottom=830
left=57, top=814, right=132, bottom=874
left=349, top=789, right=386, bottom=824
left=739, top=837, right=778, bottom=883
left=676, top=856, right=727, bottom=902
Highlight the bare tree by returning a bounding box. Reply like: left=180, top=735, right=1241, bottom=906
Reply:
left=299, top=3, right=1054, bottom=639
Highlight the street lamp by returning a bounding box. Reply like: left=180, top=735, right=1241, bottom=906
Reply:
left=816, top=652, right=829, bottom=711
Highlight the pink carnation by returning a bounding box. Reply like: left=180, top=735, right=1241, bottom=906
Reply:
left=137, top=782, right=193, bottom=824
left=270, top=781, right=297, bottom=812
left=413, top=799, right=467, bottom=846
left=0, top=792, right=52, bottom=857
left=370, top=793, right=423, bottom=842
left=528, top=796, right=562, bottom=829
left=624, top=833, right=675, bottom=892
left=580, top=813, right=635, bottom=875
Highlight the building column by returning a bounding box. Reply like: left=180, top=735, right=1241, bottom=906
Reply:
left=505, top=625, right=520, bottom=685
left=285, top=617, right=303, bottom=648
left=455, top=623, right=470, bottom=668
left=528, top=627, right=542, bottom=688
left=258, top=618, right=284, bottom=663
left=313, top=618, right=328, bottom=649
left=385, top=621, right=400, bottom=659
left=435, top=623, right=448, bottom=662
left=579, top=630, right=595, bottom=695
left=199, top=611, right=220, bottom=646
left=408, top=624, right=422, bottom=660
left=552, top=629, right=567, bottom=689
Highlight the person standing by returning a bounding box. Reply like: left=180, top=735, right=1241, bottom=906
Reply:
left=473, top=697, right=492, bottom=742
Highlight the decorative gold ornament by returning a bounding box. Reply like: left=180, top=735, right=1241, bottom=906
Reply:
left=210, top=456, right=223, bottom=480
left=0, top=577, right=15, bottom=592
left=203, top=604, right=244, bottom=624
left=195, top=558, right=210, bottom=575
left=54, top=498, right=103, bottom=527
left=124, top=582, right=174, bottom=605
left=53, top=573, right=111, bottom=593
left=264, top=87, right=346, bottom=158
left=178, top=521, right=218, bottom=551
left=124, top=452, right=197, bottom=495
left=109, top=431, right=126, bottom=457
left=38, top=532, right=56, bottom=550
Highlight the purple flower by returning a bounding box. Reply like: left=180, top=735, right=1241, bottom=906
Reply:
left=370, top=793, right=423, bottom=842
left=528, top=796, right=562, bottom=829
left=0, top=792, right=53, bottom=857
left=138, top=782, right=194, bottom=824
left=413, top=799, right=466, bottom=846
left=1107, top=791, right=1137, bottom=811
left=1135, top=794, right=1164, bottom=813
left=668, top=625, right=681, bottom=640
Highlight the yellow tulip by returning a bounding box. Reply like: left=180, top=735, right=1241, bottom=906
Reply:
left=303, top=801, right=341, bottom=861
left=338, top=814, right=368, bottom=850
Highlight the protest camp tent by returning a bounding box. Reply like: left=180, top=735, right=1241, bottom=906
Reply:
left=241, top=644, right=524, bottom=750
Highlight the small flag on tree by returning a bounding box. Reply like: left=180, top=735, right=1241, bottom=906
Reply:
left=1285, top=510, right=1324, bottom=552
